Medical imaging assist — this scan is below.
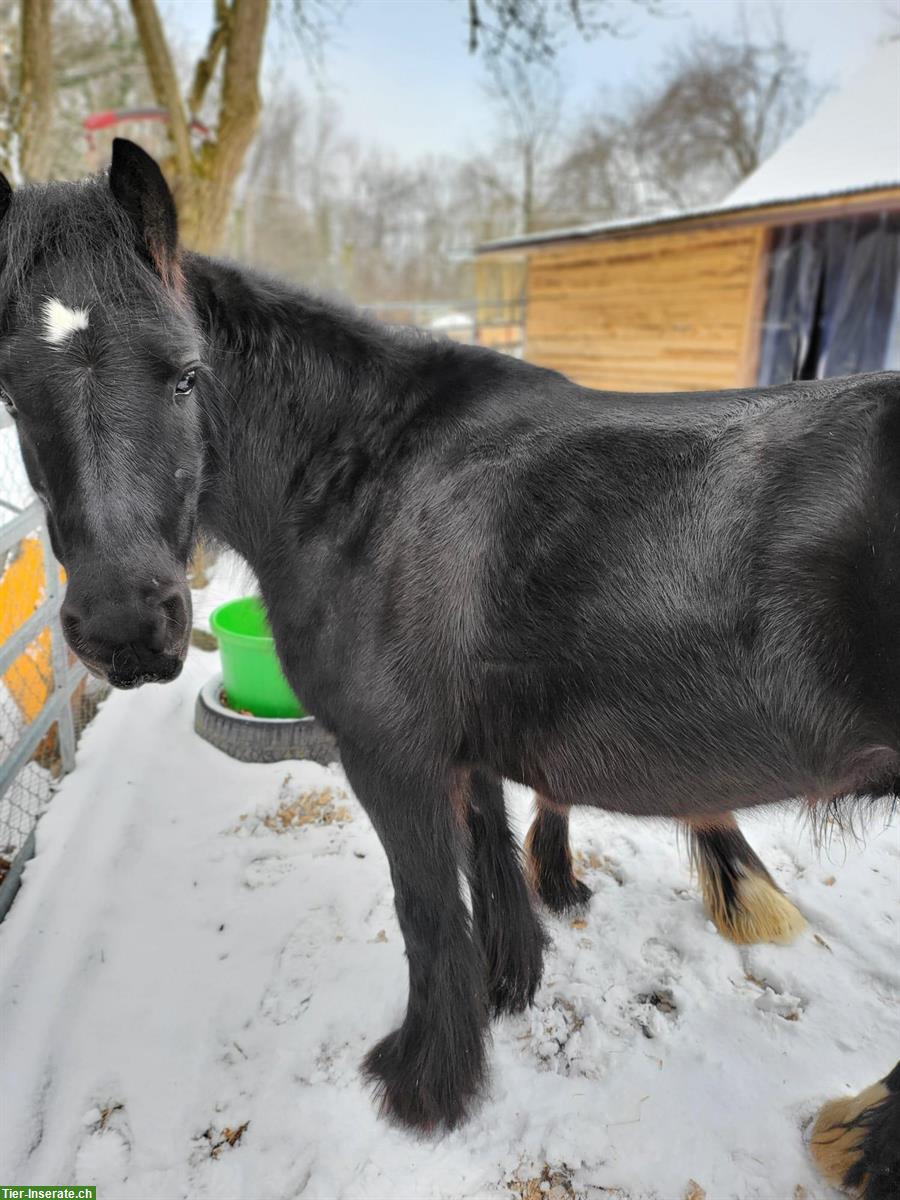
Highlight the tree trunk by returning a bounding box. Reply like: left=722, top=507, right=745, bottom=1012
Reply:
left=522, top=143, right=534, bottom=234
left=0, top=27, right=13, bottom=177
left=19, top=0, right=55, bottom=182
left=128, top=0, right=268, bottom=254
left=129, top=0, right=193, bottom=178
left=184, top=0, right=269, bottom=252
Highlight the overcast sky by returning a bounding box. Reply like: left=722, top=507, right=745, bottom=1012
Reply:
left=165, top=0, right=897, bottom=161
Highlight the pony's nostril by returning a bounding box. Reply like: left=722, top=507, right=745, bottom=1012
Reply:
left=143, top=580, right=184, bottom=613
left=147, top=620, right=168, bottom=654
left=141, top=585, right=186, bottom=653
left=161, top=591, right=186, bottom=629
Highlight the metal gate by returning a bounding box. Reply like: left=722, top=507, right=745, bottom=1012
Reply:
left=0, top=409, right=104, bottom=920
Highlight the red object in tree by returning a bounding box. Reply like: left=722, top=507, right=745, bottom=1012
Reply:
left=83, top=108, right=211, bottom=151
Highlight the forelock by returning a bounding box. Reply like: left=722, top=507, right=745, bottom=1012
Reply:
left=0, top=175, right=165, bottom=319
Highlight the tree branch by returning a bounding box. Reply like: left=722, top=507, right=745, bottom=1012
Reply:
left=180, top=0, right=269, bottom=250
left=188, top=0, right=230, bottom=115
left=468, top=0, right=480, bottom=53
left=128, top=0, right=193, bottom=175
left=205, top=0, right=269, bottom=180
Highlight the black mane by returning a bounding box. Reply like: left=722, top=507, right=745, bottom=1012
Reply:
left=0, top=175, right=150, bottom=318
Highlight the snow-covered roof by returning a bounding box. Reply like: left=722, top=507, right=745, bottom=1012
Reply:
left=476, top=202, right=737, bottom=254
left=725, top=40, right=900, bottom=208
left=478, top=40, right=900, bottom=256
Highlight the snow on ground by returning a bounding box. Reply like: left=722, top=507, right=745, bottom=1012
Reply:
left=0, top=644, right=897, bottom=1199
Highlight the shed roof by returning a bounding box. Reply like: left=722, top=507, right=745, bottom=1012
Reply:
left=725, top=39, right=900, bottom=208
left=477, top=40, right=900, bottom=257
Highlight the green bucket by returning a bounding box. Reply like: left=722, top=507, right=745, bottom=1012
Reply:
left=209, top=596, right=306, bottom=719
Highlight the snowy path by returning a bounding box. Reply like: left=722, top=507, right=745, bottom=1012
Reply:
left=0, top=648, right=897, bottom=1199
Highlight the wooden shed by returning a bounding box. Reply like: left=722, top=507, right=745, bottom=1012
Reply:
left=475, top=42, right=900, bottom=393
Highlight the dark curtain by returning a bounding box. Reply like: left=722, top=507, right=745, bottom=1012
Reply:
left=757, top=210, right=900, bottom=385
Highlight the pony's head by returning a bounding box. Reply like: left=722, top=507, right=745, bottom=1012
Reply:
left=0, top=141, right=202, bottom=687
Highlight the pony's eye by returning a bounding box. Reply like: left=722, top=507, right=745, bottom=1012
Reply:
left=174, top=369, right=196, bottom=398
left=0, top=386, right=16, bottom=416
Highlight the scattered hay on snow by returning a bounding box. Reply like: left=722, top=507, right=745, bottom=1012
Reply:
left=506, top=1162, right=578, bottom=1200
left=195, top=1120, right=250, bottom=1160
left=233, top=775, right=353, bottom=835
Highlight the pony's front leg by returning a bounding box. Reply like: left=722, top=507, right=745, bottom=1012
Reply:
left=340, top=746, right=489, bottom=1132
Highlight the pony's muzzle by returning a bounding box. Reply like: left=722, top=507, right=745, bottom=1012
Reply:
left=60, top=573, right=191, bottom=689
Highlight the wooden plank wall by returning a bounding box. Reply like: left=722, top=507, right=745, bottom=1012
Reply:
left=525, top=225, right=767, bottom=392
left=474, top=257, right=527, bottom=323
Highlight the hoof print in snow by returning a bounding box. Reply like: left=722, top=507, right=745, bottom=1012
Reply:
left=507, top=1162, right=578, bottom=1200
left=525, top=996, right=592, bottom=1075
left=576, top=849, right=624, bottom=887
left=295, top=1043, right=345, bottom=1087
left=633, top=989, right=678, bottom=1039
left=261, top=982, right=312, bottom=1026
left=75, top=1101, right=131, bottom=1188
left=640, top=936, right=683, bottom=973
left=81, top=1101, right=125, bottom=1132
left=741, top=958, right=806, bottom=1020
left=753, top=985, right=805, bottom=1021
left=243, top=855, right=298, bottom=888
left=195, top=1120, right=250, bottom=1160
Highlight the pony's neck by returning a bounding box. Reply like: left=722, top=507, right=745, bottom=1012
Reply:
left=183, top=252, right=433, bottom=576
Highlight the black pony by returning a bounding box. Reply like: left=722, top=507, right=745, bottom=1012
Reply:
left=1, top=144, right=898, bottom=1177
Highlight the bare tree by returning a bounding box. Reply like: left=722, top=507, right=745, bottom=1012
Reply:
left=129, top=0, right=271, bottom=251
left=17, top=0, right=55, bottom=180
left=234, top=90, right=484, bottom=306
left=0, top=4, right=17, bottom=176
left=626, top=25, right=824, bottom=209
left=548, top=22, right=824, bottom=222
left=547, top=109, right=633, bottom=225
left=233, top=17, right=823, bottom=305
left=1, top=0, right=148, bottom=182
left=483, top=57, right=563, bottom=233
left=154, top=0, right=650, bottom=250
left=464, top=0, right=661, bottom=62
left=239, top=88, right=358, bottom=289
left=6, top=0, right=659, bottom=250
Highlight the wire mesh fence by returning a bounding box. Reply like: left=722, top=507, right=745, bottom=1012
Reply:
left=0, top=410, right=108, bottom=918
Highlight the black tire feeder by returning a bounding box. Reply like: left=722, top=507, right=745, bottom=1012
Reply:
left=194, top=674, right=339, bottom=765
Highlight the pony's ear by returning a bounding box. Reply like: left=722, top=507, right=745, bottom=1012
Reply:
left=109, top=139, right=179, bottom=283
left=0, top=171, right=11, bottom=223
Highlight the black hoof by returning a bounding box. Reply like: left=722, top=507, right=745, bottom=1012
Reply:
left=362, top=1018, right=487, bottom=1133
left=487, top=923, right=547, bottom=1016
left=538, top=873, right=592, bottom=916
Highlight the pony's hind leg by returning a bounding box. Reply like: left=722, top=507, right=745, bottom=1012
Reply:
left=686, top=814, right=806, bottom=945
left=463, top=768, right=546, bottom=1015
left=340, top=746, right=489, bottom=1131
left=525, top=800, right=592, bottom=915
left=810, top=1060, right=900, bottom=1198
